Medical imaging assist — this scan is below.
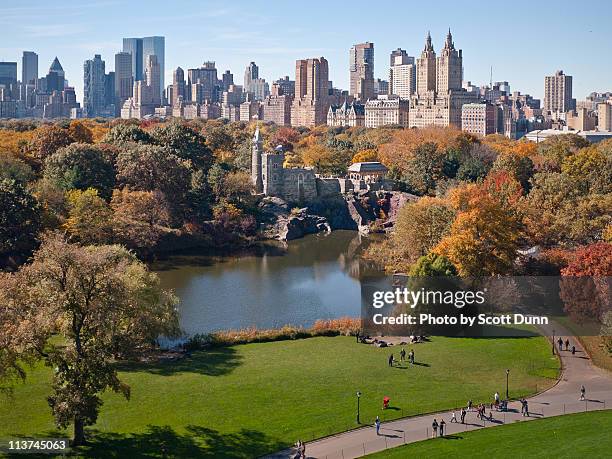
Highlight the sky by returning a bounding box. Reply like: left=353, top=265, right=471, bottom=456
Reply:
left=1, top=0, right=611, bottom=103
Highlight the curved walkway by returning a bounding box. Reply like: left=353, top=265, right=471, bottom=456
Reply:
left=266, top=321, right=612, bottom=459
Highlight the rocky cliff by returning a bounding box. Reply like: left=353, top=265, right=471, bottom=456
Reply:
left=258, top=191, right=418, bottom=241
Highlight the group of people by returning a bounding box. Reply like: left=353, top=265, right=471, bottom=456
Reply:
left=431, top=418, right=446, bottom=437
left=388, top=348, right=415, bottom=367
left=557, top=337, right=576, bottom=355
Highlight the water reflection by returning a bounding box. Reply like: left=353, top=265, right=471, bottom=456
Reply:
left=153, top=231, right=385, bottom=335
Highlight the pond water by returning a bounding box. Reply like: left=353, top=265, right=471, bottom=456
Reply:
left=153, top=231, right=386, bottom=335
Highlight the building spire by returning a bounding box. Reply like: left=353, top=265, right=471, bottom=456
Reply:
left=445, top=28, right=454, bottom=49
left=424, top=31, right=434, bottom=52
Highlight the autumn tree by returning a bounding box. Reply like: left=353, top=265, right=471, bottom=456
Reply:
left=0, top=234, right=179, bottom=444
left=68, top=121, right=94, bottom=144
left=110, top=189, right=171, bottom=254
left=27, top=125, right=75, bottom=165
left=63, top=189, right=113, bottom=244
left=434, top=181, right=523, bottom=276
left=43, top=143, right=116, bottom=199
left=0, top=179, right=41, bottom=268
left=0, top=153, right=34, bottom=183
left=492, top=152, right=534, bottom=191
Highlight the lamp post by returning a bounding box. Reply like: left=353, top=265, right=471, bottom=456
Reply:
left=356, top=391, right=361, bottom=424
left=506, top=369, right=510, bottom=399
left=552, top=328, right=556, bottom=356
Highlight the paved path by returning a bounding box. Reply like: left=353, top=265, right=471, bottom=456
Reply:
left=265, top=321, right=612, bottom=459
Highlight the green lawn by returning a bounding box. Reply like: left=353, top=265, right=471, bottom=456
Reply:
left=366, top=410, right=612, bottom=458
left=0, top=335, right=559, bottom=457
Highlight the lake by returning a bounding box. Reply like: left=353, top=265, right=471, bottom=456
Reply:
left=153, top=231, right=386, bottom=335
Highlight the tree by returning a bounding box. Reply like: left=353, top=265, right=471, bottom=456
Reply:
left=28, top=125, right=75, bottom=165
left=115, top=143, right=191, bottom=207
left=110, top=189, right=171, bottom=254
left=492, top=152, right=534, bottom=191
left=0, top=179, right=41, bottom=268
left=537, top=133, right=590, bottom=167
left=68, top=121, right=94, bottom=144
left=400, top=142, right=447, bottom=195
left=0, top=234, right=179, bottom=444
left=351, top=149, right=378, bottom=163
left=103, top=123, right=152, bottom=144
left=409, top=253, right=458, bottom=276
left=63, top=189, right=113, bottom=244
left=43, top=143, right=116, bottom=200
left=561, top=146, right=609, bottom=194
left=150, top=122, right=213, bottom=172
left=434, top=183, right=523, bottom=276
left=0, top=153, right=34, bottom=183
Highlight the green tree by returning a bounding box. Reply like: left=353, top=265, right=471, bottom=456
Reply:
left=103, top=123, right=152, bottom=144
left=401, top=142, right=447, bottom=195
left=0, top=179, right=41, bottom=268
left=409, top=253, right=458, bottom=276
left=0, top=234, right=179, bottom=445
left=43, top=143, right=116, bottom=200
left=151, top=122, right=213, bottom=172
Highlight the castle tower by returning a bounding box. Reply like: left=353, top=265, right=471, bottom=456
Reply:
left=251, top=126, right=263, bottom=193
left=436, top=28, right=463, bottom=94
left=416, top=32, right=437, bottom=96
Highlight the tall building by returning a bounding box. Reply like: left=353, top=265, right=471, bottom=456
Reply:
left=409, top=30, right=478, bottom=129
left=221, top=70, right=233, bottom=91
left=416, top=32, right=436, bottom=95
left=122, top=36, right=164, bottom=99
left=145, top=55, right=161, bottom=106
left=544, top=70, right=573, bottom=115
left=436, top=29, right=463, bottom=93
left=461, top=102, right=499, bottom=136
left=389, top=49, right=415, bottom=99
left=114, top=52, right=133, bottom=113
left=142, top=36, right=165, bottom=100
left=244, top=61, right=258, bottom=89
left=172, top=67, right=186, bottom=105
left=349, top=42, right=374, bottom=101
left=104, top=72, right=115, bottom=109
left=188, top=62, right=218, bottom=102
left=291, top=57, right=330, bottom=127
left=122, top=38, right=143, bottom=81
left=46, top=57, right=65, bottom=93
left=262, top=83, right=292, bottom=126
left=0, top=62, right=17, bottom=87
left=275, top=76, right=295, bottom=98
left=22, top=51, right=38, bottom=85
left=83, top=54, right=106, bottom=117
left=598, top=102, right=612, bottom=131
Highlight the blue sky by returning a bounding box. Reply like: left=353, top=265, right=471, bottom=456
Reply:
left=1, top=0, right=610, bottom=102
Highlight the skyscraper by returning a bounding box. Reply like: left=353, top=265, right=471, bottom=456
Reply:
left=436, top=29, right=463, bottom=93
left=416, top=32, right=436, bottom=95
left=244, top=61, right=258, bottom=89
left=145, top=54, right=161, bottom=106
left=142, top=36, right=165, bottom=100
left=0, top=62, right=17, bottom=87
left=187, top=62, right=218, bottom=102
left=349, top=42, right=374, bottom=101
left=46, top=57, right=65, bottom=93
left=83, top=54, right=106, bottom=117
left=122, top=38, right=143, bottom=81
left=544, top=70, right=573, bottom=114
left=22, top=51, right=38, bottom=85
left=222, top=70, right=234, bottom=91
left=172, top=67, right=185, bottom=105
left=104, top=72, right=115, bottom=109
left=114, top=52, right=133, bottom=113
left=388, top=49, right=415, bottom=99
left=122, top=36, right=165, bottom=99
left=291, top=57, right=330, bottom=126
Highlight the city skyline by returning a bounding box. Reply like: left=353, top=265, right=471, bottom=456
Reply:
left=1, top=0, right=611, bottom=102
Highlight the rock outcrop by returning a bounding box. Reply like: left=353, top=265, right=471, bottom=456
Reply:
left=258, top=191, right=418, bottom=241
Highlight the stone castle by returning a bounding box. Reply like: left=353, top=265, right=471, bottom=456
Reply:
left=251, top=127, right=391, bottom=203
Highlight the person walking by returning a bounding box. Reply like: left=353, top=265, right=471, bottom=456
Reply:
left=580, top=385, right=586, bottom=401
left=388, top=353, right=394, bottom=367
left=450, top=411, right=457, bottom=423
left=460, top=408, right=466, bottom=424
left=409, top=349, right=414, bottom=365
left=467, top=399, right=473, bottom=411
left=557, top=337, right=563, bottom=351
left=524, top=400, right=529, bottom=417
left=431, top=419, right=438, bottom=438
left=400, top=347, right=406, bottom=363
left=439, top=419, right=446, bottom=437
left=375, top=416, right=381, bottom=435
left=565, top=339, right=570, bottom=351
left=494, top=391, right=500, bottom=407
left=572, top=345, right=576, bottom=355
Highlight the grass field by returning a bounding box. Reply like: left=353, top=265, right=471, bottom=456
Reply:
left=366, top=410, right=612, bottom=458
left=0, top=335, right=559, bottom=457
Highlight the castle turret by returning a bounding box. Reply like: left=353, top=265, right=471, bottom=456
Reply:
left=251, top=126, right=263, bottom=193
